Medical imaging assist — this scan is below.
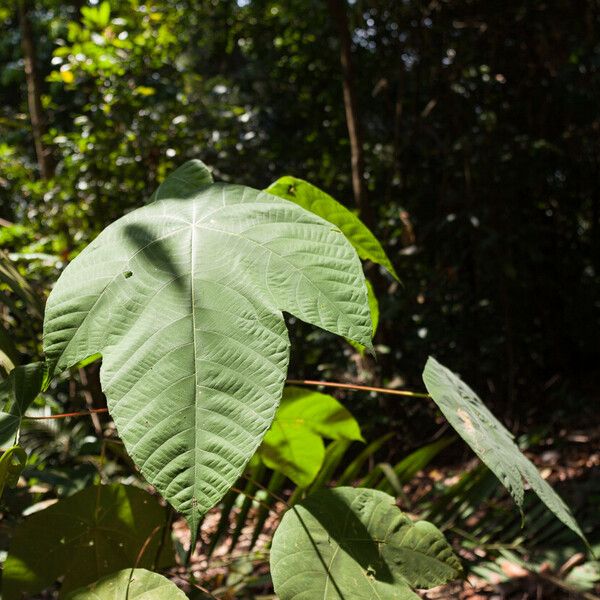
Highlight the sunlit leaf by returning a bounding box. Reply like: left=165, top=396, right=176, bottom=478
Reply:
left=266, top=176, right=398, bottom=280
left=60, top=69, right=75, bottom=84
left=348, top=278, right=379, bottom=353
left=259, top=386, right=363, bottom=486
left=148, top=159, right=213, bottom=204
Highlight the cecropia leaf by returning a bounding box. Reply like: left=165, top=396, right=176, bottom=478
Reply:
left=43, top=160, right=372, bottom=537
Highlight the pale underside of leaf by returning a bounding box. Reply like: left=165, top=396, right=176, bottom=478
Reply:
left=422, top=356, right=585, bottom=542
left=148, top=158, right=213, bottom=203
left=43, top=179, right=372, bottom=537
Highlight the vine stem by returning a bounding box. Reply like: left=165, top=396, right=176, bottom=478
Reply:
left=286, top=379, right=431, bottom=399
left=24, top=407, right=109, bottom=420
left=21, top=379, right=430, bottom=421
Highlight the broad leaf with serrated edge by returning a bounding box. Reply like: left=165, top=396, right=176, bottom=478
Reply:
left=270, top=487, right=461, bottom=600
left=266, top=176, right=399, bottom=280
left=259, top=386, right=363, bottom=486
left=0, top=362, right=45, bottom=448
left=2, top=484, right=173, bottom=599
left=43, top=160, right=372, bottom=540
left=422, top=356, right=585, bottom=542
left=66, top=569, right=187, bottom=600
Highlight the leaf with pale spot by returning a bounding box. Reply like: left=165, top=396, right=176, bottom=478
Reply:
left=422, top=356, right=585, bottom=542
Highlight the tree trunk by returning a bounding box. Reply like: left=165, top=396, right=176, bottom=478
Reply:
left=327, top=0, right=373, bottom=228
left=18, top=0, right=53, bottom=179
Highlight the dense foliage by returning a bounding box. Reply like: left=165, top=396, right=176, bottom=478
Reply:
left=2, top=0, right=599, bottom=420
left=0, top=1, right=598, bottom=598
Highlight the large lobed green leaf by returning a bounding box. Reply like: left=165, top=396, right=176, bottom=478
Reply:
left=43, top=160, right=372, bottom=538
left=266, top=176, right=399, bottom=280
left=2, top=484, right=174, bottom=599
left=259, top=386, right=363, bottom=487
left=270, top=487, right=461, bottom=599
left=66, top=568, right=187, bottom=600
left=422, top=356, right=585, bottom=542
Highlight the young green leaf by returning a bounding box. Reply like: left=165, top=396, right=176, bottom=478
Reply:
left=65, top=568, right=187, bottom=600
left=0, top=362, right=45, bottom=448
left=43, top=161, right=372, bottom=540
left=2, top=484, right=174, bottom=599
left=270, top=487, right=461, bottom=600
left=422, top=356, right=585, bottom=542
left=266, top=176, right=399, bottom=280
left=259, top=386, right=363, bottom=487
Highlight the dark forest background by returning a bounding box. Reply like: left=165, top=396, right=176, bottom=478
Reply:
left=1, top=0, right=599, bottom=440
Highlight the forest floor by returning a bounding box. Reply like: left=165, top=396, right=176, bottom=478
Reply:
left=171, top=423, right=600, bottom=599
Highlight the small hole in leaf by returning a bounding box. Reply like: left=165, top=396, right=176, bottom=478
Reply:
left=287, top=184, right=296, bottom=196
left=124, top=271, right=133, bottom=279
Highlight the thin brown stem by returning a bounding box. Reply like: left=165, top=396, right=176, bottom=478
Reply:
left=230, top=486, right=281, bottom=515
left=286, top=379, right=431, bottom=399
left=79, top=366, right=103, bottom=435
left=134, top=524, right=162, bottom=569
left=240, top=472, right=288, bottom=506
left=192, top=582, right=220, bottom=599
left=22, top=380, right=430, bottom=421
left=24, top=407, right=109, bottom=420
left=18, top=0, right=53, bottom=179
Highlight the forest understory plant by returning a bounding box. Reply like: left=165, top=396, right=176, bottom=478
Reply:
left=0, top=160, right=590, bottom=599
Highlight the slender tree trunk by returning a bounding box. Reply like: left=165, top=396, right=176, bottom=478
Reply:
left=327, top=0, right=373, bottom=228
left=18, top=0, right=53, bottom=179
